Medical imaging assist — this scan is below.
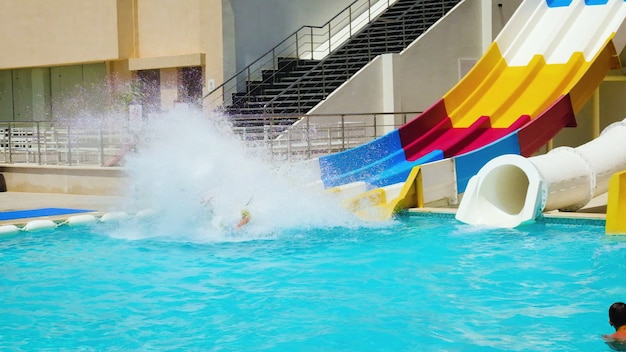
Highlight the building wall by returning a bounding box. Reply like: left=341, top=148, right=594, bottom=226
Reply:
left=554, top=78, right=626, bottom=149
left=136, top=0, right=201, bottom=57
left=599, top=80, right=626, bottom=129
left=0, top=63, right=109, bottom=121
left=0, top=165, right=126, bottom=195
left=0, top=0, right=227, bottom=117
left=0, top=0, right=120, bottom=69
left=127, top=0, right=224, bottom=107
left=395, top=0, right=488, bottom=113
left=116, top=0, right=137, bottom=59
left=491, top=0, right=522, bottom=37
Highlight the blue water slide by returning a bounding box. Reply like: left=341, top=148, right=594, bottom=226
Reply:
left=319, top=130, right=406, bottom=188
left=454, top=132, right=522, bottom=194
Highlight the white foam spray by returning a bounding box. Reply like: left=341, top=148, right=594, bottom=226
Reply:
left=113, top=105, right=369, bottom=242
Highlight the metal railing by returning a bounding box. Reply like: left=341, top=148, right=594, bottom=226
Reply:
left=202, top=0, right=396, bottom=110
left=207, top=111, right=420, bottom=161
left=0, top=122, right=131, bottom=166
left=260, top=0, right=461, bottom=115
left=0, top=112, right=420, bottom=166
left=203, top=0, right=460, bottom=115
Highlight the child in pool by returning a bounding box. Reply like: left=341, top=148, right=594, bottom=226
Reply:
left=604, top=302, right=626, bottom=351
left=235, top=209, right=251, bottom=230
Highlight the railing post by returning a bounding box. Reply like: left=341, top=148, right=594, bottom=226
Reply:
left=403, top=12, right=406, bottom=47
left=272, top=48, right=276, bottom=83
left=322, top=65, right=325, bottom=96
left=341, top=114, right=345, bottom=151
left=0, top=124, right=5, bottom=163
left=295, top=30, right=300, bottom=59
left=349, top=5, right=352, bottom=37
left=8, top=123, right=12, bottom=164
left=306, top=115, right=311, bottom=159
left=270, top=115, right=275, bottom=156
left=287, top=129, right=292, bottom=162
left=99, top=128, right=105, bottom=166
left=327, top=127, right=331, bottom=154
left=36, top=122, right=41, bottom=165
left=310, top=27, right=314, bottom=60
left=67, top=125, right=72, bottom=166
left=297, top=82, right=301, bottom=114
left=328, top=22, right=332, bottom=55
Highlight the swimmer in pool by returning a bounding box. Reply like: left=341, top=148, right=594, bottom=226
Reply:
left=603, top=302, right=626, bottom=351
left=235, top=209, right=251, bottom=230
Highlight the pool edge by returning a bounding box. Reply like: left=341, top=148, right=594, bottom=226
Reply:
left=407, top=207, right=607, bottom=227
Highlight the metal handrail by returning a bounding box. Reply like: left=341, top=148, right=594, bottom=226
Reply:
left=261, top=0, right=454, bottom=114
left=225, top=0, right=460, bottom=115
left=201, top=0, right=391, bottom=110
left=0, top=111, right=421, bottom=165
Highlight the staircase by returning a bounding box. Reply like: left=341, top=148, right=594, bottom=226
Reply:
left=209, top=0, right=461, bottom=125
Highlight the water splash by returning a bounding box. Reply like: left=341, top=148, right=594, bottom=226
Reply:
left=113, top=105, right=368, bottom=242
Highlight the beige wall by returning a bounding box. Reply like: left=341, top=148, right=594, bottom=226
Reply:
left=117, top=0, right=137, bottom=59
left=554, top=77, right=626, bottom=149
left=598, top=80, right=626, bottom=129
left=131, top=0, right=223, bottom=104
left=0, top=0, right=120, bottom=69
left=310, top=56, right=386, bottom=115
left=492, top=0, right=522, bottom=38
left=0, top=165, right=127, bottom=195
left=137, top=0, right=201, bottom=57
left=396, top=0, right=486, bottom=113
left=0, top=0, right=225, bottom=105
left=201, top=0, right=224, bottom=95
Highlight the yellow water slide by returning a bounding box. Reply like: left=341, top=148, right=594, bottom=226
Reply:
left=443, top=37, right=619, bottom=129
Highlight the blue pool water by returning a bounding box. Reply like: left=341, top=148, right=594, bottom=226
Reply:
left=1, top=214, right=624, bottom=351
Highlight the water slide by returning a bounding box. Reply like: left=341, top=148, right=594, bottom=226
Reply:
left=457, top=118, right=626, bottom=228
left=308, top=0, right=625, bottom=208
left=453, top=0, right=626, bottom=227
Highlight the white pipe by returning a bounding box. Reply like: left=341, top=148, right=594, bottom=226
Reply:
left=456, top=118, right=626, bottom=227
left=456, top=154, right=547, bottom=228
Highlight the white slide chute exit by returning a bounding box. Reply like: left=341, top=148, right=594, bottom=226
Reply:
left=456, top=118, right=626, bottom=228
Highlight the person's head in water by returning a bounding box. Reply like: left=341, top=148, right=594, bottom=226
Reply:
left=236, top=209, right=251, bottom=230
left=610, top=302, right=626, bottom=331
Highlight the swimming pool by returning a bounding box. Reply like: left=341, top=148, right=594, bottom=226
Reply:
left=0, top=214, right=623, bottom=351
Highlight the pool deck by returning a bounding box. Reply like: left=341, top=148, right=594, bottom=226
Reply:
left=410, top=192, right=607, bottom=226
left=0, top=192, right=122, bottom=226
left=0, top=191, right=608, bottom=228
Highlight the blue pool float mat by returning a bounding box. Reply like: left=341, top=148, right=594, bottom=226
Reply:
left=0, top=208, right=94, bottom=221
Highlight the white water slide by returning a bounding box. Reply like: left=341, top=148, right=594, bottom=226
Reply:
left=456, top=118, right=626, bottom=227
left=454, top=0, right=626, bottom=228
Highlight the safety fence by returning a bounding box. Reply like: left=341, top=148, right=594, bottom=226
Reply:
left=0, top=111, right=419, bottom=166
